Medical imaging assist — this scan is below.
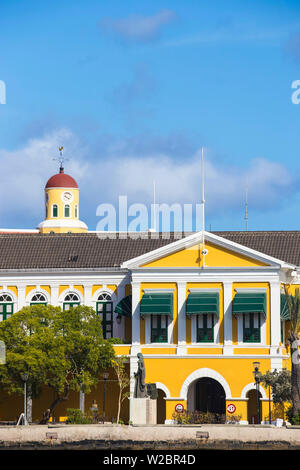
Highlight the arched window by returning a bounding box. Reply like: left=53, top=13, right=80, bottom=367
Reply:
left=64, top=204, right=70, bottom=218
left=75, top=205, right=78, bottom=218
left=63, top=293, right=80, bottom=311
left=0, top=294, right=14, bottom=321
left=97, top=293, right=113, bottom=339
left=30, top=293, right=47, bottom=306
left=52, top=204, right=58, bottom=218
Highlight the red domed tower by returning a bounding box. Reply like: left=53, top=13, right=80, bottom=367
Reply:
left=38, top=161, right=88, bottom=234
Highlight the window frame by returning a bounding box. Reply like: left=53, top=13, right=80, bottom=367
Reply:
left=243, top=312, right=261, bottom=343
left=150, top=314, right=168, bottom=343
left=30, top=293, right=48, bottom=306
left=52, top=204, right=58, bottom=218
left=63, top=292, right=80, bottom=311
left=96, top=299, right=113, bottom=339
left=196, top=313, right=214, bottom=343
left=64, top=204, right=71, bottom=218
left=0, top=294, right=14, bottom=321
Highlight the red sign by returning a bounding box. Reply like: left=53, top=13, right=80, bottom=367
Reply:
left=227, top=404, right=236, bottom=414
left=175, top=403, right=184, bottom=413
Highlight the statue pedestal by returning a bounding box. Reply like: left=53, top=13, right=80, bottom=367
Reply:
left=130, top=398, right=157, bottom=425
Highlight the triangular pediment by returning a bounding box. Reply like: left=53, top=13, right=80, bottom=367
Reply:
left=121, top=231, right=292, bottom=270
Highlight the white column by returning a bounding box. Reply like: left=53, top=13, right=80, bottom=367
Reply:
left=130, top=282, right=141, bottom=420
left=50, top=285, right=59, bottom=307
left=17, top=285, right=26, bottom=312
left=270, top=281, right=282, bottom=368
left=177, top=282, right=187, bottom=355
left=223, top=282, right=233, bottom=355
left=84, top=284, right=92, bottom=306
left=131, top=282, right=141, bottom=347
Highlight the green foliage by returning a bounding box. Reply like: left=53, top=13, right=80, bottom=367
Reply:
left=260, top=369, right=292, bottom=404
left=0, top=304, right=115, bottom=418
left=172, top=410, right=225, bottom=424
left=284, top=285, right=300, bottom=339
left=65, top=408, right=91, bottom=424
left=286, top=407, right=300, bottom=425
left=106, top=337, right=124, bottom=344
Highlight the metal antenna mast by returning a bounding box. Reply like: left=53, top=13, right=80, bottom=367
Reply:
left=201, top=147, right=207, bottom=267
left=149, top=180, right=157, bottom=233
left=245, top=177, right=249, bottom=231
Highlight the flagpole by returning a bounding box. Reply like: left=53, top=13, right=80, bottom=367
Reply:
left=201, top=147, right=205, bottom=267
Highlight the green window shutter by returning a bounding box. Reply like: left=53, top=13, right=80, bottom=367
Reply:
left=140, top=293, right=173, bottom=318
left=151, top=315, right=168, bottom=343
left=233, top=292, right=266, bottom=317
left=186, top=292, right=219, bottom=317
left=97, top=301, right=113, bottom=339
left=196, top=314, right=214, bottom=342
left=52, top=204, right=58, bottom=218
left=64, top=204, right=70, bottom=218
left=243, top=313, right=261, bottom=343
left=115, top=295, right=132, bottom=318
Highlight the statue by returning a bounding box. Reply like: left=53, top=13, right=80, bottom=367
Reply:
left=134, top=353, right=158, bottom=399
left=146, top=383, right=158, bottom=400
left=134, top=353, right=147, bottom=398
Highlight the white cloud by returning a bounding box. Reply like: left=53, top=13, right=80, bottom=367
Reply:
left=0, top=128, right=88, bottom=227
left=99, top=10, right=176, bottom=42
left=84, top=151, right=294, bottom=212
left=0, top=128, right=295, bottom=229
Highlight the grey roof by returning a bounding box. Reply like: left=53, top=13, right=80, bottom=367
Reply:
left=0, top=231, right=298, bottom=270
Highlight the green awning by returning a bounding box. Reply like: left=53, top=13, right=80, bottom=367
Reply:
left=232, top=292, right=266, bottom=317
left=140, top=293, right=173, bottom=318
left=115, top=295, right=132, bottom=318
left=186, top=292, right=219, bottom=317
left=281, top=293, right=291, bottom=321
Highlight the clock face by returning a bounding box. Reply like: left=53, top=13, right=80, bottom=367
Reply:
left=62, top=191, right=73, bottom=203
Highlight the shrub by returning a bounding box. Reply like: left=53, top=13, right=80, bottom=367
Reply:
left=172, top=410, right=226, bottom=424
left=226, top=413, right=241, bottom=424
left=286, top=406, right=300, bottom=425
left=66, top=408, right=91, bottom=424
left=106, top=337, right=124, bottom=344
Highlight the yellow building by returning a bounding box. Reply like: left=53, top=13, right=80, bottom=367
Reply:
left=0, top=166, right=296, bottom=424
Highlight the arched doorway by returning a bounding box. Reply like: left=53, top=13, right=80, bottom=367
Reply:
left=156, top=389, right=166, bottom=424
left=247, top=389, right=262, bottom=424
left=195, top=378, right=226, bottom=415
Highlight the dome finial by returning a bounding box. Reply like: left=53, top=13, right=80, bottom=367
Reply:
left=58, top=146, right=64, bottom=173
left=53, top=146, right=69, bottom=173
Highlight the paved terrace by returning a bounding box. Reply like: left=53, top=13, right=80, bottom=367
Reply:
left=0, top=424, right=299, bottom=449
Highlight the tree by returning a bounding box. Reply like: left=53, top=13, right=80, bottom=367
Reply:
left=260, top=369, right=292, bottom=404
left=111, top=356, right=130, bottom=424
left=0, top=304, right=115, bottom=423
left=284, top=285, right=300, bottom=416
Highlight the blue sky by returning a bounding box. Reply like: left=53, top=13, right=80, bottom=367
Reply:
left=1, top=0, right=300, bottom=231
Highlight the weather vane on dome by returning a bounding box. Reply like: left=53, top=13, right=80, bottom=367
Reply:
left=53, top=146, right=69, bottom=173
